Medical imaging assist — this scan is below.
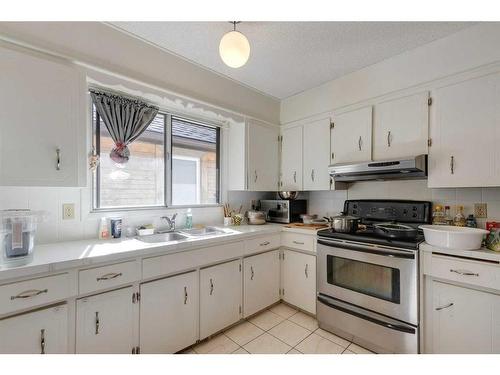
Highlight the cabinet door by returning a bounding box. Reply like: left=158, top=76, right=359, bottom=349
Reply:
left=247, top=121, right=279, bottom=191
left=373, top=92, right=429, bottom=160
left=331, top=106, right=372, bottom=164
left=282, top=250, right=316, bottom=315
left=303, top=118, right=331, bottom=191
left=199, top=260, right=242, bottom=339
left=0, top=304, right=68, bottom=354
left=76, top=287, right=136, bottom=354
left=432, top=281, right=492, bottom=354
left=243, top=250, right=280, bottom=317
left=281, top=126, right=303, bottom=190
left=140, top=271, right=198, bottom=353
left=0, top=44, right=85, bottom=187
left=492, top=294, right=500, bottom=354
left=429, top=73, right=500, bottom=188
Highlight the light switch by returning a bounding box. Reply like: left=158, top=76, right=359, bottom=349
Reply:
left=62, top=203, right=75, bottom=220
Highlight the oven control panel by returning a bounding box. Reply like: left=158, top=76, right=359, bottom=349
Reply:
left=344, top=200, right=432, bottom=223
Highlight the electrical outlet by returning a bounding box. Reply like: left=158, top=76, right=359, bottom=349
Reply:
left=474, top=203, right=487, bottom=218
left=62, top=203, right=75, bottom=220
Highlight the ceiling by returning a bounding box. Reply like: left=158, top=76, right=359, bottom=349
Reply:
left=110, top=22, right=474, bottom=100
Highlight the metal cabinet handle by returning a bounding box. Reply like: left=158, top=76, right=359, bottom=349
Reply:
left=293, top=240, right=304, bottom=245
left=184, top=286, right=188, bottom=305
left=10, top=289, right=48, bottom=300
left=450, top=156, right=455, bottom=174
left=96, top=272, right=122, bottom=281
left=250, top=266, right=254, bottom=280
left=56, top=148, right=61, bottom=170
left=311, top=169, right=315, bottom=182
left=435, top=302, right=454, bottom=311
left=304, top=264, right=309, bottom=278
left=40, top=329, right=46, bottom=354
left=450, top=269, right=479, bottom=277
left=209, top=278, right=214, bottom=295
left=293, top=171, right=297, bottom=183
left=387, top=131, right=391, bottom=147
left=254, top=170, right=258, bottom=183
left=95, top=312, right=100, bottom=335
left=358, top=136, right=362, bottom=151
left=260, top=241, right=270, bottom=246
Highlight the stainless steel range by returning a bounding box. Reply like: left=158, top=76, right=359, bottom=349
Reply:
left=316, top=200, right=432, bottom=354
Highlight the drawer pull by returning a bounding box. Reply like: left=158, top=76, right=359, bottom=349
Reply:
left=304, top=264, right=309, bottom=278
left=293, top=241, right=305, bottom=245
left=95, top=311, right=100, bottom=334
left=435, top=302, right=454, bottom=311
left=260, top=241, right=270, bottom=246
left=184, top=286, right=188, bottom=305
left=450, top=269, right=479, bottom=277
left=10, top=289, right=48, bottom=300
left=209, top=278, right=214, bottom=296
left=40, top=329, right=46, bottom=354
left=96, top=272, right=123, bottom=281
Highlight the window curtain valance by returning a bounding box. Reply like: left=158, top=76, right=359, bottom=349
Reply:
left=90, top=89, right=159, bottom=164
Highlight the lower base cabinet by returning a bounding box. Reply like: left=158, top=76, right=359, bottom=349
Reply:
left=140, top=271, right=198, bottom=353
left=200, top=259, right=242, bottom=339
left=0, top=304, right=68, bottom=354
left=282, top=249, right=316, bottom=315
left=76, top=287, right=136, bottom=354
left=243, top=250, right=280, bottom=317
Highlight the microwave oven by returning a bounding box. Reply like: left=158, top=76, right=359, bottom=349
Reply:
left=260, top=200, right=307, bottom=224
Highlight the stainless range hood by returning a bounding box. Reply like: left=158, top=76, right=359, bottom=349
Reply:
left=329, top=155, right=427, bottom=182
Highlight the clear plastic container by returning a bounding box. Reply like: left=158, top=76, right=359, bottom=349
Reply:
left=0, top=210, right=46, bottom=268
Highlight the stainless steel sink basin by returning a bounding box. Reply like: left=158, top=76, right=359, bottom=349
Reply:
left=136, top=232, right=188, bottom=243
left=179, top=227, right=227, bottom=237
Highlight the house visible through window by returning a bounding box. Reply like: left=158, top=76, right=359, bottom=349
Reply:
left=92, top=104, right=220, bottom=210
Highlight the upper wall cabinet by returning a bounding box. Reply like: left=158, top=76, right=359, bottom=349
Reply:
left=0, top=44, right=86, bottom=187
left=247, top=120, right=279, bottom=191
left=303, top=118, right=332, bottom=191
left=428, top=72, right=500, bottom=188
left=280, top=125, right=303, bottom=190
left=373, top=91, right=430, bottom=160
left=331, top=106, right=372, bottom=164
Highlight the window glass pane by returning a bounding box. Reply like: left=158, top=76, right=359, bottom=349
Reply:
left=94, top=108, right=165, bottom=209
left=171, top=117, right=219, bottom=205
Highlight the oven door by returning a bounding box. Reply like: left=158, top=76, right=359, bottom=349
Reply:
left=317, top=238, right=418, bottom=325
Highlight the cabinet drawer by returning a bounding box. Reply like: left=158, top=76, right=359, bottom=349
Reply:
left=245, top=234, right=280, bottom=255
left=0, top=273, right=71, bottom=316
left=281, top=232, right=315, bottom=252
left=430, top=255, right=500, bottom=290
left=79, top=261, right=139, bottom=295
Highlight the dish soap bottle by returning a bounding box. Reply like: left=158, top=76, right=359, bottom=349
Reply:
left=453, top=205, right=466, bottom=227
left=185, top=208, right=193, bottom=229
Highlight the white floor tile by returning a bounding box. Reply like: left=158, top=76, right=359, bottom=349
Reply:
left=232, top=347, right=250, bottom=354
left=268, top=320, right=311, bottom=347
left=314, top=328, right=350, bottom=348
left=269, top=303, right=298, bottom=319
left=225, top=321, right=264, bottom=346
left=288, top=311, right=319, bottom=331
left=295, top=333, right=344, bottom=354
left=286, top=348, right=302, bottom=354
left=248, top=310, right=285, bottom=331
left=347, top=342, right=374, bottom=354
left=193, top=334, right=239, bottom=354
left=243, top=332, right=291, bottom=354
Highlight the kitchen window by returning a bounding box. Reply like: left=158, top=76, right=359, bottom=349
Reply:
left=92, top=105, right=221, bottom=210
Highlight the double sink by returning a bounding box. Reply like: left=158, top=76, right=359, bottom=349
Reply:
left=137, top=227, right=228, bottom=244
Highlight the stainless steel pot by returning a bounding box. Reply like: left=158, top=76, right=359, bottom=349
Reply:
left=324, top=213, right=360, bottom=233
left=278, top=191, right=299, bottom=200
left=246, top=210, right=267, bottom=225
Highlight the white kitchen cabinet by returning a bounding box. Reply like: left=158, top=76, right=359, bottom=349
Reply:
left=0, top=304, right=68, bottom=354
left=429, top=72, right=500, bottom=187
left=331, top=106, right=372, bottom=164
left=247, top=120, right=280, bottom=191
left=0, top=43, right=86, bottom=187
left=303, top=118, right=332, bottom=191
left=373, top=92, right=429, bottom=160
left=243, top=250, right=280, bottom=317
left=140, top=271, right=198, bottom=354
left=76, top=287, right=136, bottom=354
left=431, top=281, right=493, bottom=354
left=199, top=259, right=242, bottom=339
left=281, top=126, right=303, bottom=190
left=282, top=249, right=316, bottom=315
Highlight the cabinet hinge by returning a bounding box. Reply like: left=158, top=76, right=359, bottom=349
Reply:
left=428, top=97, right=433, bottom=106
left=239, top=264, right=242, bottom=272
left=331, top=152, right=334, bottom=160
left=132, top=347, right=136, bottom=354
left=239, top=305, right=242, bottom=314
left=132, top=292, right=140, bottom=304
left=427, top=138, right=432, bottom=147
left=136, top=346, right=140, bottom=354
left=282, top=289, right=285, bottom=296
left=330, top=121, right=335, bottom=129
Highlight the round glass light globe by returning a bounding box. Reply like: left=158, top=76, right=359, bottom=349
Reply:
left=219, top=30, right=250, bottom=68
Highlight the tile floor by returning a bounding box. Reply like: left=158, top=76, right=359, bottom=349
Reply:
left=184, top=303, right=374, bottom=354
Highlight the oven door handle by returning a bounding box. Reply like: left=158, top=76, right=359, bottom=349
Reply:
left=317, top=239, right=415, bottom=259
left=317, top=294, right=416, bottom=334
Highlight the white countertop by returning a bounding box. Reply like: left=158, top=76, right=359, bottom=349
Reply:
left=420, top=242, right=500, bottom=263
left=0, top=224, right=320, bottom=282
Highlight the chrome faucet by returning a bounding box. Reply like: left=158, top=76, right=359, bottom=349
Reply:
left=159, top=213, right=177, bottom=233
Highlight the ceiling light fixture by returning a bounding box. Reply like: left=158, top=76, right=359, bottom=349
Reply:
left=219, top=21, right=250, bottom=68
